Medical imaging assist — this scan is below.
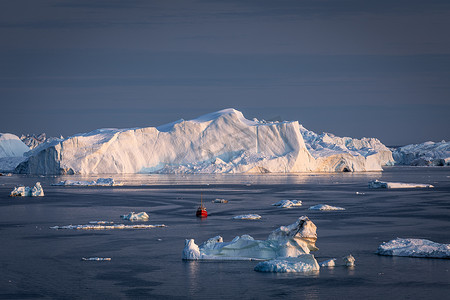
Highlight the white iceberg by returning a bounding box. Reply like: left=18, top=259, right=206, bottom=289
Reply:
left=182, top=216, right=318, bottom=261
left=272, top=200, right=302, bottom=208
left=16, top=109, right=393, bottom=175
left=254, top=255, right=320, bottom=273
left=232, top=214, right=262, bottom=220
left=376, top=238, right=450, bottom=258
left=309, top=204, right=345, bottom=211
left=393, top=140, right=450, bottom=166
left=52, top=178, right=121, bottom=186
left=50, top=224, right=165, bottom=230
left=319, top=258, right=336, bottom=267
left=368, top=180, right=434, bottom=189
left=10, top=182, right=44, bottom=197
left=120, top=212, right=149, bottom=221
left=343, top=254, right=355, bottom=267
left=0, top=133, right=30, bottom=172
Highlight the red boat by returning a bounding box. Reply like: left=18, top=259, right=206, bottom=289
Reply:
left=196, top=194, right=208, bottom=218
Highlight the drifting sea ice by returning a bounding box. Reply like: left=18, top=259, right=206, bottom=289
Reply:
left=52, top=178, right=121, bottom=186
left=309, top=204, right=345, bottom=211
left=82, top=257, right=111, bottom=261
left=272, top=200, right=302, bottom=208
left=232, top=214, right=262, bottom=220
left=368, top=180, right=433, bottom=189
left=212, top=198, right=228, bottom=203
left=182, top=216, right=318, bottom=261
left=50, top=224, right=165, bottom=230
left=319, top=258, right=336, bottom=267
left=343, top=254, right=355, bottom=267
left=376, top=238, right=450, bottom=258
left=121, top=212, right=149, bottom=221
left=10, top=182, right=44, bottom=197
left=254, top=255, right=320, bottom=273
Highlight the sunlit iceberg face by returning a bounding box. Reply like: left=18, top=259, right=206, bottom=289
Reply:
left=182, top=216, right=318, bottom=261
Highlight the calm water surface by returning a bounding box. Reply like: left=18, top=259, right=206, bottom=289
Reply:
left=0, top=167, right=449, bottom=299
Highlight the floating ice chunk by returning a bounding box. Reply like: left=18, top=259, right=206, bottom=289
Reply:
left=82, top=257, right=111, bottom=261
left=50, top=224, right=165, bottom=230
left=319, top=258, right=336, bottom=267
left=212, top=198, right=228, bottom=203
left=254, top=255, right=320, bottom=273
left=343, top=254, right=355, bottom=267
left=368, top=180, right=433, bottom=189
left=355, top=192, right=365, bottom=195
left=272, top=200, right=302, bottom=208
left=232, top=214, right=261, bottom=220
left=52, top=178, right=121, bottom=186
left=121, top=212, right=149, bottom=221
left=376, top=238, right=450, bottom=258
left=88, top=221, right=114, bottom=224
left=10, top=182, right=44, bottom=197
left=309, top=204, right=345, bottom=211
left=182, top=216, right=318, bottom=260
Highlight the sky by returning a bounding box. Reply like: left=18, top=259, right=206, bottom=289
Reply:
left=0, top=0, right=449, bottom=146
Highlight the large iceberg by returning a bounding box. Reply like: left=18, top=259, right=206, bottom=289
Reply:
left=15, top=109, right=393, bottom=175
left=0, top=133, right=30, bottom=172
left=377, top=238, right=450, bottom=258
left=392, top=141, right=450, bottom=166
left=182, top=216, right=318, bottom=261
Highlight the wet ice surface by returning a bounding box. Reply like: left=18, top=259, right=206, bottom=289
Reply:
left=0, top=167, right=449, bottom=299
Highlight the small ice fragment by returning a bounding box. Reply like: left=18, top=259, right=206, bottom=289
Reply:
left=319, top=258, right=336, bottom=267
left=121, top=212, right=149, bottom=221
left=89, top=221, right=114, bottom=225
left=212, top=198, right=228, bottom=203
left=355, top=192, right=365, bottom=195
left=368, top=180, right=433, bottom=189
left=343, top=254, right=355, bottom=267
left=309, top=204, right=345, bottom=211
left=50, top=223, right=165, bottom=230
left=232, top=214, right=261, bottom=220
left=272, top=200, right=302, bottom=208
left=10, top=182, right=44, bottom=197
left=82, top=257, right=111, bottom=261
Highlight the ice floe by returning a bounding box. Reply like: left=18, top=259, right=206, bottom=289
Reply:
left=182, top=216, right=318, bottom=261
left=232, top=214, right=262, bottom=220
left=272, top=200, right=302, bottom=208
left=319, top=258, right=336, bottom=267
left=10, top=182, right=44, bottom=197
left=52, top=178, right=121, bottom=186
left=376, top=238, right=450, bottom=258
left=50, top=224, right=165, bottom=230
left=368, top=180, right=434, bottom=189
left=88, top=221, right=114, bottom=225
left=212, top=198, right=228, bottom=203
left=120, top=212, right=149, bottom=221
left=343, top=254, right=355, bottom=267
left=254, top=255, right=320, bottom=273
left=82, top=257, right=111, bottom=261
left=308, top=204, right=345, bottom=211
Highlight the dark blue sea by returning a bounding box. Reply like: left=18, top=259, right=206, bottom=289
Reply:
left=0, top=167, right=449, bottom=299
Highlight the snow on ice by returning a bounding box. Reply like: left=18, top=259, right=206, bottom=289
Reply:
left=368, top=180, right=434, bottom=189
left=121, top=212, right=149, bottom=221
left=377, top=238, right=450, bottom=258
left=10, top=182, right=44, bottom=197
left=308, top=204, right=345, bottom=211
left=272, top=200, right=302, bottom=208
left=232, top=214, right=262, bottom=220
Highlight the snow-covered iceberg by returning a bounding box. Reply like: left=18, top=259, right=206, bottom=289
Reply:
left=377, top=238, right=450, bottom=258
left=121, top=212, right=149, bottom=221
left=309, top=204, right=345, bottom=211
left=254, top=256, right=319, bottom=273
left=10, top=182, right=44, bottom=197
left=0, top=133, right=30, bottom=172
left=393, top=141, right=450, bottom=166
left=16, top=109, right=393, bottom=175
left=368, top=180, right=433, bottom=189
left=52, top=178, right=121, bottom=186
left=272, top=200, right=302, bottom=208
left=182, top=216, right=318, bottom=261
left=232, top=214, right=261, bottom=220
